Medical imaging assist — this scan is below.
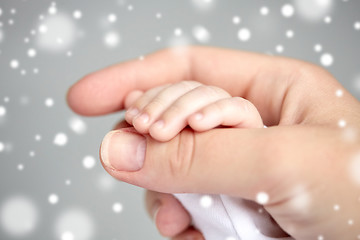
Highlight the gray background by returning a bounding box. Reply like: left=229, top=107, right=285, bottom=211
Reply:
left=0, top=0, right=359, bottom=239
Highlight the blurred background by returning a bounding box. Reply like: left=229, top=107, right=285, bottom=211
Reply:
left=0, top=0, right=359, bottom=239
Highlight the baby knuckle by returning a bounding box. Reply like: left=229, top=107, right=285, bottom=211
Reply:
left=208, top=85, right=230, bottom=97
left=144, top=96, right=166, bottom=111
left=168, top=101, right=185, bottom=114
left=212, top=99, right=227, bottom=112
left=194, top=85, right=210, bottom=95
left=133, top=95, right=152, bottom=110
left=231, top=97, right=252, bottom=113
left=179, top=81, right=202, bottom=92
left=194, top=85, right=228, bottom=99
left=207, top=85, right=226, bottom=97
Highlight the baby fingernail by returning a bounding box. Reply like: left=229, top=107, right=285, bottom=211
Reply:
left=153, top=120, right=165, bottom=129
left=127, top=107, right=139, bottom=117
left=137, top=113, right=150, bottom=124
left=100, top=129, right=146, bottom=171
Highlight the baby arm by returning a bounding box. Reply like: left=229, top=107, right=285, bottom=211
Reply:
left=124, top=81, right=263, bottom=141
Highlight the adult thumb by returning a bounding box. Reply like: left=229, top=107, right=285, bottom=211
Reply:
left=100, top=126, right=279, bottom=202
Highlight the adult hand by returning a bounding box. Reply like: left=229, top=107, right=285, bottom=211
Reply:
left=67, top=46, right=360, bottom=239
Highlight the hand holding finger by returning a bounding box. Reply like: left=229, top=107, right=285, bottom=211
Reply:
left=69, top=46, right=360, bottom=239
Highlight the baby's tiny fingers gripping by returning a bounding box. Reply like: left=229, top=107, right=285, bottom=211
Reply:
left=188, top=97, right=264, bottom=131
left=125, top=85, right=168, bottom=126
left=131, top=81, right=202, bottom=133
left=148, top=85, right=231, bottom=141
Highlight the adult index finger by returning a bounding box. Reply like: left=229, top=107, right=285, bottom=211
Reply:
left=67, top=46, right=332, bottom=125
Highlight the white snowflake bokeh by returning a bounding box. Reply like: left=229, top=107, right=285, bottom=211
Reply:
left=53, top=133, right=68, bottom=146
left=355, top=21, right=360, bottom=31
left=0, top=106, right=6, bottom=117
left=112, top=202, right=123, bottom=214
left=61, top=231, right=75, bottom=240
left=286, top=30, right=295, bottom=38
left=192, top=25, right=211, bottom=43
left=238, top=28, right=251, bottom=42
left=0, top=142, right=4, bottom=152
left=55, top=208, right=95, bottom=240
left=69, top=117, right=87, bottom=134
left=260, top=6, right=270, bottom=16
left=1, top=1, right=360, bottom=239
left=256, top=192, right=269, bottom=205
left=48, top=194, right=59, bottom=205
left=10, top=59, right=20, bottom=69
left=45, top=97, right=54, bottom=107
left=200, top=195, right=213, bottom=208
left=191, top=0, right=216, bottom=11
left=320, top=53, right=334, bottom=67
left=232, top=16, right=241, bottom=25
left=104, top=31, right=121, bottom=48
left=82, top=155, right=96, bottom=169
left=281, top=4, right=295, bottom=18
left=36, top=12, right=77, bottom=52
left=73, top=10, right=82, bottom=20
left=294, top=0, right=334, bottom=21
left=0, top=196, right=38, bottom=237
left=314, top=44, right=323, bottom=53
left=107, top=14, right=117, bottom=23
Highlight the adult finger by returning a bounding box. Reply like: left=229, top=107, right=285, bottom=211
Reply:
left=100, top=125, right=360, bottom=239
left=113, top=122, right=196, bottom=237
left=172, top=227, right=205, bottom=240
left=67, top=46, right=342, bottom=125
left=145, top=191, right=191, bottom=238
left=100, top=126, right=302, bottom=198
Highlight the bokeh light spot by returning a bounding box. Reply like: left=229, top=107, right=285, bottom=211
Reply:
left=55, top=208, right=95, bottom=240
left=200, top=195, right=213, bottom=208
left=36, top=13, right=77, bottom=52
left=238, top=28, right=251, bottom=42
left=0, top=196, right=38, bottom=237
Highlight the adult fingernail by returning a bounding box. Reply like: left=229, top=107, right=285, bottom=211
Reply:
left=101, top=129, right=146, bottom=171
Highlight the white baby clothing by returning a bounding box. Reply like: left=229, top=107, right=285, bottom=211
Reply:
left=174, top=193, right=294, bottom=240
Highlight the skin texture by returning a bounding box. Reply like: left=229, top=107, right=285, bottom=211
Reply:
left=67, top=46, right=360, bottom=240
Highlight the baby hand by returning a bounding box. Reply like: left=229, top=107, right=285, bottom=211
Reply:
left=124, top=81, right=263, bottom=142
